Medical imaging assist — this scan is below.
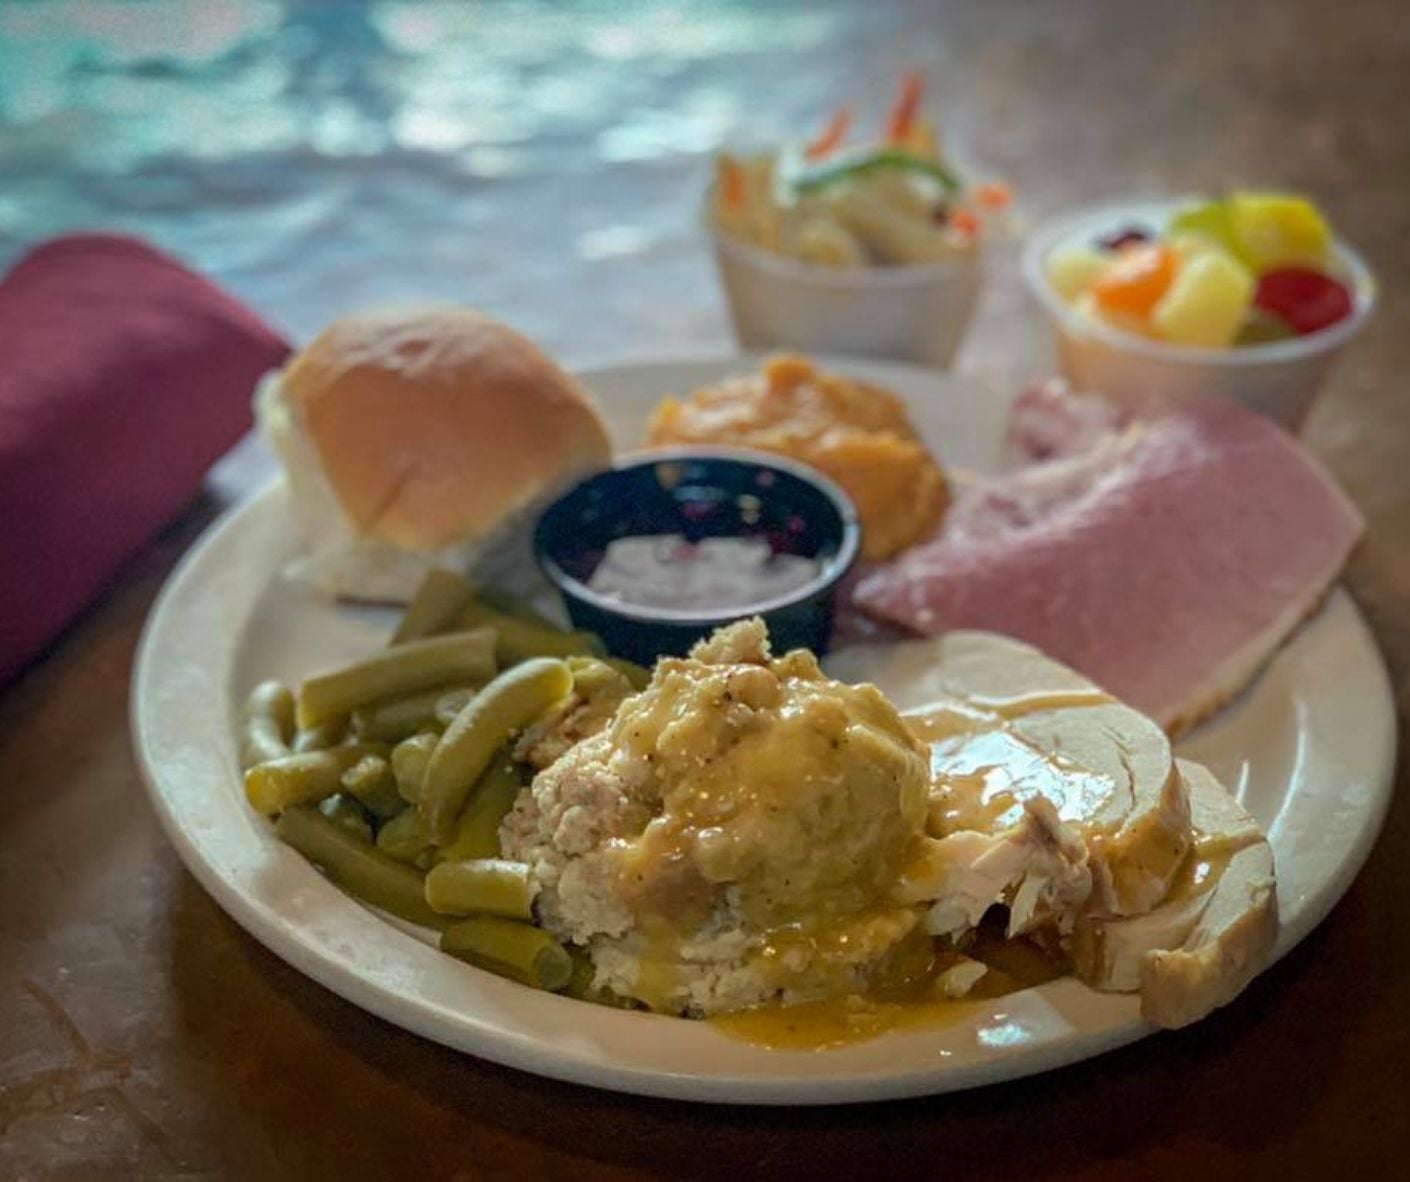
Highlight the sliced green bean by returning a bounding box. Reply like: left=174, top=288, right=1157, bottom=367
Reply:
left=296, top=628, right=496, bottom=730
left=565, top=948, right=597, bottom=1001
left=391, top=732, right=439, bottom=804
left=375, top=806, right=430, bottom=866
left=474, top=586, right=564, bottom=630
left=564, top=950, right=639, bottom=1008
left=425, top=858, right=536, bottom=919
left=566, top=656, right=614, bottom=695
left=293, top=717, right=348, bottom=753
left=440, top=916, right=572, bottom=991
left=340, top=754, right=404, bottom=820
left=601, top=657, right=651, bottom=692
left=351, top=687, right=448, bottom=743
left=437, top=755, right=522, bottom=863
left=239, top=680, right=296, bottom=770
left=276, top=805, right=443, bottom=928
left=318, top=794, right=373, bottom=843
left=420, top=659, right=573, bottom=846
left=245, top=744, right=388, bottom=816
left=392, top=568, right=475, bottom=645
left=433, top=686, right=478, bottom=729
left=454, top=597, right=603, bottom=665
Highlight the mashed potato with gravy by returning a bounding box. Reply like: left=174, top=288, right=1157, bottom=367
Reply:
left=646, top=354, right=949, bottom=560
left=499, top=618, right=931, bottom=1015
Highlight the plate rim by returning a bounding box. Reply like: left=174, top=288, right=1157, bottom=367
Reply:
left=131, top=353, right=1398, bottom=1105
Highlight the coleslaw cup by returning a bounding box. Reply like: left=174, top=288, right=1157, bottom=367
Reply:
left=710, top=227, right=982, bottom=370
left=1022, top=199, right=1376, bottom=431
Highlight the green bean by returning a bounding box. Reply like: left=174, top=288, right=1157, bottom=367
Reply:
left=566, top=656, right=649, bottom=700
left=454, top=597, right=603, bottom=665
left=239, top=680, right=296, bottom=770
left=437, top=755, right=522, bottom=862
left=474, top=586, right=564, bottom=630
left=374, top=806, right=430, bottom=867
left=425, top=858, right=536, bottom=919
left=601, top=657, right=651, bottom=692
left=565, top=948, right=597, bottom=1001
left=340, top=754, right=404, bottom=820
left=433, top=686, right=478, bottom=729
left=565, top=656, right=613, bottom=695
left=245, top=744, right=388, bottom=816
left=420, top=659, right=573, bottom=846
left=350, top=687, right=446, bottom=743
left=563, top=950, right=639, bottom=1008
left=296, top=628, right=497, bottom=730
left=276, top=805, right=443, bottom=929
left=391, top=732, right=439, bottom=803
left=293, top=717, right=348, bottom=753
left=392, top=568, right=475, bottom=645
left=440, top=916, right=572, bottom=991
left=318, top=794, right=373, bottom=843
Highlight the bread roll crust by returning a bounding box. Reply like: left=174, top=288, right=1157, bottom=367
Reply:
left=281, top=307, right=611, bottom=551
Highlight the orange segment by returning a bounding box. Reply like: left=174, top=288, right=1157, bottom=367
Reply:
left=1091, top=244, right=1177, bottom=318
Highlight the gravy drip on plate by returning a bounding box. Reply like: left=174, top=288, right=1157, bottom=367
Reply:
left=712, top=925, right=1067, bottom=1051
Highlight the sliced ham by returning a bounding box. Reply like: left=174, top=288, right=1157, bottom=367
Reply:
left=1003, top=377, right=1131, bottom=467
left=851, top=394, right=1363, bottom=733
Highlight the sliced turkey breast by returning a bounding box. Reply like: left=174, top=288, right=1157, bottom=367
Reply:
left=1135, top=761, right=1277, bottom=1028
left=832, top=630, right=1192, bottom=926
left=833, top=632, right=1277, bottom=1026
left=1073, top=760, right=1276, bottom=1027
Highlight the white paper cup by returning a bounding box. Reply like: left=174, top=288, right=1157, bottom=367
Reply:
left=710, top=228, right=983, bottom=370
left=1022, top=199, right=1376, bottom=432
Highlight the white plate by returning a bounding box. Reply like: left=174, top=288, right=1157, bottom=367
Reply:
left=132, top=355, right=1397, bottom=1105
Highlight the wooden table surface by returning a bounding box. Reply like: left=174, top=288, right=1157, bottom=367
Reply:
left=3, top=1, right=1408, bottom=1178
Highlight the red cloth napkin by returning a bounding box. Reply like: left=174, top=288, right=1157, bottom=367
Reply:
left=0, top=233, right=290, bottom=683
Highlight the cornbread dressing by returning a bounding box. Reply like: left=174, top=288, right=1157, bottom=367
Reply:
left=500, top=617, right=931, bottom=1015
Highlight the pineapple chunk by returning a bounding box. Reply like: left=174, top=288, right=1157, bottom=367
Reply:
left=1152, top=251, right=1254, bottom=348
left=1167, top=232, right=1221, bottom=263
left=1047, top=246, right=1110, bottom=302
left=1228, top=192, right=1331, bottom=270
left=1169, top=201, right=1237, bottom=254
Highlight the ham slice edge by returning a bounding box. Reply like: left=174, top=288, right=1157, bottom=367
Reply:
left=851, top=396, right=1363, bottom=733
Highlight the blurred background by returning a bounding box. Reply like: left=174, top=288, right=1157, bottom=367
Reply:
left=4, top=0, right=1401, bottom=385
left=3, top=5, right=1410, bottom=1178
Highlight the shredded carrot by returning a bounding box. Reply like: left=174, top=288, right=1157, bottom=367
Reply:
left=949, top=209, right=980, bottom=236
left=886, top=69, right=925, bottom=143
left=805, top=106, right=852, bottom=161
left=718, top=155, right=749, bottom=212
left=975, top=182, right=1012, bottom=210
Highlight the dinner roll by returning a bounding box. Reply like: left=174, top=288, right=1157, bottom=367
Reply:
left=258, top=306, right=611, bottom=599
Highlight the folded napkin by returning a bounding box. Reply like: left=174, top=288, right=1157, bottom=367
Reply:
left=0, top=233, right=290, bottom=683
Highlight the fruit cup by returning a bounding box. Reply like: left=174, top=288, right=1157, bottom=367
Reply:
left=1022, top=199, right=1376, bottom=431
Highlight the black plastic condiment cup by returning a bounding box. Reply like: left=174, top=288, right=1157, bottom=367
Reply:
left=533, top=448, right=861, bottom=665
